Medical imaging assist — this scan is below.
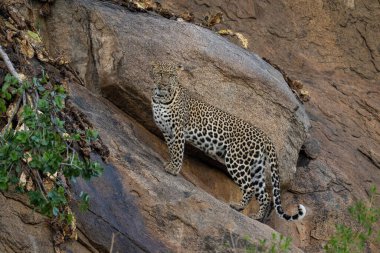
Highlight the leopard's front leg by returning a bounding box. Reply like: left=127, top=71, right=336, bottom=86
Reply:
left=162, top=128, right=185, bottom=176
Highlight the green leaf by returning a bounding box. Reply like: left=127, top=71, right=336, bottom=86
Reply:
left=27, top=30, right=42, bottom=43
left=55, top=85, right=65, bottom=94
left=40, top=69, right=48, bottom=84
left=0, top=98, right=6, bottom=113
left=9, top=87, right=17, bottom=95
left=52, top=207, right=59, bottom=217
left=79, top=191, right=90, bottom=211
left=4, top=74, right=11, bottom=83
left=0, top=176, right=9, bottom=190
left=53, top=96, right=65, bottom=110
left=2, top=80, right=11, bottom=93
left=28, top=191, right=48, bottom=212
left=4, top=74, right=18, bottom=86
left=370, top=185, right=377, bottom=196
left=15, top=131, right=29, bottom=144
left=21, top=80, right=31, bottom=91
left=9, top=150, right=21, bottom=162
left=66, top=212, right=74, bottom=224
left=37, top=98, right=49, bottom=111
left=71, top=133, right=81, bottom=141
left=9, top=176, right=19, bottom=184
left=85, top=129, right=99, bottom=143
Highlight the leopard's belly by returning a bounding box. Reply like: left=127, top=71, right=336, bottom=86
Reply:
left=184, top=126, right=227, bottom=164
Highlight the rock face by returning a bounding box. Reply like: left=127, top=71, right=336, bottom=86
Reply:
left=39, top=0, right=309, bottom=188
left=161, top=0, right=380, bottom=80
left=153, top=0, right=380, bottom=252
left=66, top=81, right=303, bottom=252
left=2, top=0, right=377, bottom=252
left=0, top=193, right=54, bottom=253
left=0, top=192, right=96, bottom=253
left=30, top=0, right=309, bottom=251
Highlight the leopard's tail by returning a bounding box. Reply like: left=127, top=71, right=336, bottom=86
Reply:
left=268, top=148, right=306, bottom=221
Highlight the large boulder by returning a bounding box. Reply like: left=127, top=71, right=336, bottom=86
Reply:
left=39, top=0, right=310, bottom=188
left=64, top=81, right=304, bottom=252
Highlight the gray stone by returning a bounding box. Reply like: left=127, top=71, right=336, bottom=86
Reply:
left=302, top=138, right=321, bottom=159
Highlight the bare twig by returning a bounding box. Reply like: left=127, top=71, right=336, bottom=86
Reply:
left=50, top=113, right=80, bottom=161
left=109, top=232, right=115, bottom=253
left=22, top=91, right=26, bottom=106
left=34, top=89, right=39, bottom=107
left=0, top=45, right=22, bottom=83
left=0, top=45, right=27, bottom=132
left=56, top=172, right=69, bottom=190
left=26, top=165, right=48, bottom=201
left=34, top=168, right=47, bottom=195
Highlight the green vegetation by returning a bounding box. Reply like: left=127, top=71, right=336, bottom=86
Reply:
left=238, top=186, right=379, bottom=253
left=324, top=185, right=380, bottom=253
left=222, top=232, right=291, bottom=253
left=245, top=233, right=291, bottom=253
left=0, top=73, right=102, bottom=228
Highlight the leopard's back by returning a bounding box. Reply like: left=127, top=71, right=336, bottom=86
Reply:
left=183, top=92, right=264, bottom=163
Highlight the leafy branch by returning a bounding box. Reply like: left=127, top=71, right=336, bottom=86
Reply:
left=0, top=45, right=103, bottom=244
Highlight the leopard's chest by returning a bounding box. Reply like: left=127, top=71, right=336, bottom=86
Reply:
left=152, top=103, right=176, bottom=136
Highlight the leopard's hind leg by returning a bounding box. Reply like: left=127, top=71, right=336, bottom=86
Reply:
left=225, top=146, right=255, bottom=211
left=250, top=156, right=270, bottom=220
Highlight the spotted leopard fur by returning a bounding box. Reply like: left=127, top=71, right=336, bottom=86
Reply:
left=151, top=62, right=306, bottom=221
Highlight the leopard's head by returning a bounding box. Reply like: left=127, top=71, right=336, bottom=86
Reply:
left=152, top=62, right=182, bottom=103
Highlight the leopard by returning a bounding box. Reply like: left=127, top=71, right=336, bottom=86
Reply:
left=151, top=62, right=306, bottom=221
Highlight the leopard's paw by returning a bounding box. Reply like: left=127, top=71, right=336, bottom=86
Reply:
left=230, top=202, right=244, bottom=211
left=164, top=163, right=180, bottom=176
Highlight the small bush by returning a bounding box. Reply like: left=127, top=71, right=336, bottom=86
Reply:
left=324, top=185, right=380, bottom=253
left=0, top=73, right=103, bottom=236
left=245, top=233, right=291, bottom=253
left=224, top=233, right=291, bottom=253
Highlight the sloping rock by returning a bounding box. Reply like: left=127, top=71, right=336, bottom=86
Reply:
left=38, top=0, right=310, bottom=188
left=0, top=193, right=54, bottom=253
left=67, top=81, right=304, bottom=252
left=0, top=192, right=96, bottom=253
